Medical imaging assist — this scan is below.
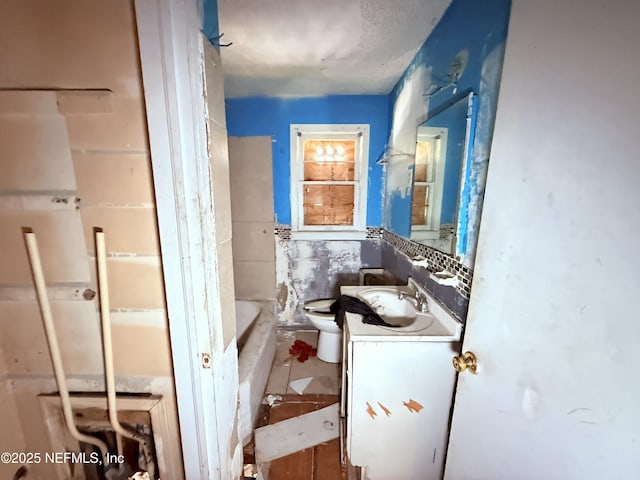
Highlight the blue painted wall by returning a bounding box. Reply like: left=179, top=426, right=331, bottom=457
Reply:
left=385, top=0, right=511, bottom=261
left=389, top=0, right=511, bottom=106
left=434, top=97, right=470, bottom=224
left=202, top=0, right=220, bottom=45
left=226, top=96, right=389, bottom=226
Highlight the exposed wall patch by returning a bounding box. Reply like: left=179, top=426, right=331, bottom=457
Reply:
left=403, top=399, right=424, bottom=413
left=378, top=402, right=392, bottom=417
left=366, top=402, right=377, bottom=419
left=458, top=42, right=507, bottom=266
left=274, top=235, right=381, bottom=326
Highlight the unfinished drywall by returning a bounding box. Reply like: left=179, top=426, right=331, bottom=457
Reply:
left=229, top=136, right=276, bottom=300
left=0, top=349, right=26, bottom=479
left=205, top=40, right=238, bottom=349
left=203, top=39, right=242, bottom=476
left=0, top=1, right=181, bottom=476
left=275, top=239, right=382, bottom=326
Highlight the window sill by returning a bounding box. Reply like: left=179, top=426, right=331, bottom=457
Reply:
left=290, top=230, right=368, bottom=241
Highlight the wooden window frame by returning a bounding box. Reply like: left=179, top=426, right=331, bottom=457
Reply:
left=290, top=124, right=369, bottom=239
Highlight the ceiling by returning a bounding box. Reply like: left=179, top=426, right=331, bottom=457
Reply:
left=217, top=0, right=452, bottom=98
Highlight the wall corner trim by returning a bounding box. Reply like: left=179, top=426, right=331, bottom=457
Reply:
left=135, top=0, right=237, bottom=478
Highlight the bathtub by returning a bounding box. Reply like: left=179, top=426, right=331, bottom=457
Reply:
left=235, top=300, right=277, bottom=445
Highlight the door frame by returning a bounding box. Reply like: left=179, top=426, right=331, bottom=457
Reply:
left=134, top=1, right=231, bottom=478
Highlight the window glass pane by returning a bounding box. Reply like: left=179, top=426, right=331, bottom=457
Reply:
left=412, top=205, right=427, bottom=225
left=303, top=184, right=354, bottom=226
left=411, top=185, right=428, bottom=225
left=414, top=140, right=430, bottom=182
left=303, top=139, right=356, bottom=181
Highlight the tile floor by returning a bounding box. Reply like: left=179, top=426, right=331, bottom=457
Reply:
left=266, top=330, right=340, bottom=396
left=244, top=330, right=345, bottom=480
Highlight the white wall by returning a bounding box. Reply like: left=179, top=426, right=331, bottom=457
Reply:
left=445, top=0, right=640, bottom=477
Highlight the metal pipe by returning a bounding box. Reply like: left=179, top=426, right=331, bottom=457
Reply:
left=95, top=230, right=155, bottom=476
left=24, top=231, right=109, bottom=464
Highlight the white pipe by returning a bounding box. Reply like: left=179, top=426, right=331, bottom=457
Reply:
left=24, top=231, right=110, bottom=464
left=95, top=231, right=155, bottom=476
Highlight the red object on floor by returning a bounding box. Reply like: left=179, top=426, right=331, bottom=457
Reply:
left=289, top=339, right=317, bottom=362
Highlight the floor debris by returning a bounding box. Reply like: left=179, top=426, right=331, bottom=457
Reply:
left=254, top=403, right=340, bottom=464
left=128, top=473, right=150, bottom=480
left=288, top=376, right=313, bottom=395
left=243, top=463, right=258, bottom=478
left=263, top=394, right=283, bottom=407
left=314, top=375, right=334, bottom=390
left=289, top=339, right=317, bottom=362
left=256, top=462, right=270, bottom=480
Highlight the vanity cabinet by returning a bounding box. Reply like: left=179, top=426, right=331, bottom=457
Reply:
left=340, top=308, right=461, bottom=479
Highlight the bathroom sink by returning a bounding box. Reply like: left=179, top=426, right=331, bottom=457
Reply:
left=340, top=280, right=463, bottom=339
left=356, top=287, right=419, bottom=327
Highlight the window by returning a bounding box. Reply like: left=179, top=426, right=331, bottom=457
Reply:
left=411, top=126, right=447, bottom=241
left=290, top=124, right=369, bottom=239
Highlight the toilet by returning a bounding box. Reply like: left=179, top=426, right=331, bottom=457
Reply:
left=304, top=299, right=341, bottom=363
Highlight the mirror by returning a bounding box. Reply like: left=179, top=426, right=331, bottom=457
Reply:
left=409, top=93, right=476, bottom=254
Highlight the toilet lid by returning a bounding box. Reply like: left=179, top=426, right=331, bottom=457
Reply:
left=304, top=298, right=336, bottom=313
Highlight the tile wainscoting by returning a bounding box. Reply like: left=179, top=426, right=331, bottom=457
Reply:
left=272, top=226, right=472, bottom=324
left=381, top=230, right=472, bottom=322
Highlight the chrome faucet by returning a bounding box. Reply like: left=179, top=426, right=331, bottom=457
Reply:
left=398, top=286, right=429, bottom=313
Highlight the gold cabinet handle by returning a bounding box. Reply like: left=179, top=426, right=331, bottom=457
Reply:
left=453, top=351, right=478, bottom=374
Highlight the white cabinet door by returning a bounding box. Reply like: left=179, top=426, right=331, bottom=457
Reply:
left=444, top=1, right=640, bottom=478
left=349, top=341, right=457, bottom=479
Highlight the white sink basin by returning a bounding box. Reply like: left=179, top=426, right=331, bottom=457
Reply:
left=357, top=287, right=422, bottom=328
left=340, top=280, right=463, bottom=339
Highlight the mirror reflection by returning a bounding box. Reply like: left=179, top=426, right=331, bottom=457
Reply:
left=410, top=93, right=476, bottom=254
